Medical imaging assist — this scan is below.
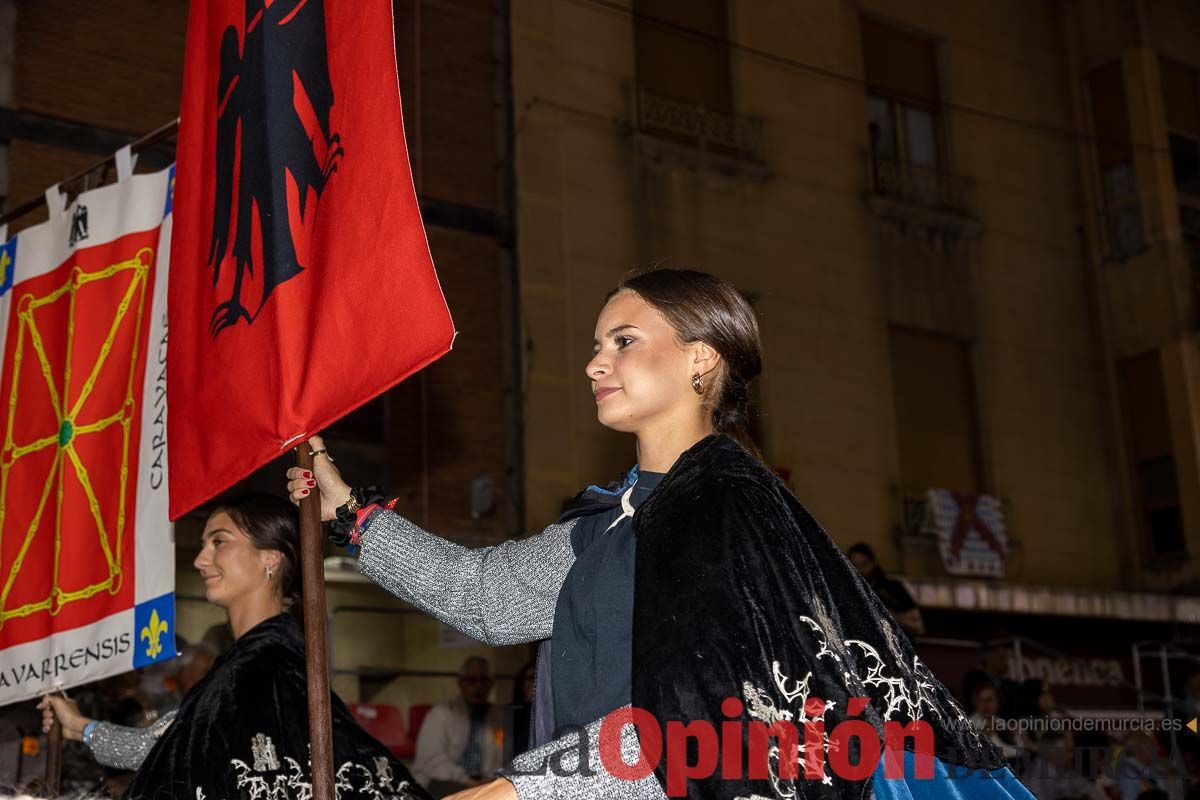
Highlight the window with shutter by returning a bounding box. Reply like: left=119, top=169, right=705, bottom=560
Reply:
left=861, top=17, right=942, bottom=170
left=1087, top=61, right=1144, bottom=260
left=1118, top=351, right=1186, bottom=558
left=634, top=0, right=732, bottom=113
left=631, top=0, right=763, bottom=167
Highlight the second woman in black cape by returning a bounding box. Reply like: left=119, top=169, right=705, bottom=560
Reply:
left=126, top=611, right=426, bottom=800
left=44, top=494, right=431, bottom=800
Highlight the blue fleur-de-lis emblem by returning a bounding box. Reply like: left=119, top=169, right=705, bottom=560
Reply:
left=0, top=243, right=13, bottom=296
left=140, top=609, right=168, bottom=660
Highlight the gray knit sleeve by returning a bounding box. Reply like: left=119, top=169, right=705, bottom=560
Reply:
left=499, top=709, right=667, bottom=800
left=87, top=710, right=176, bottom=771
left=355, top=511, right=577, bottom=646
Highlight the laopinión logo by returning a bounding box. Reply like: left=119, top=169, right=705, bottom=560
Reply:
left=508, top=696, right=1008, bottom=797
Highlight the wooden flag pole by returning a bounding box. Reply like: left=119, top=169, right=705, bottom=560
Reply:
left=296, top=445, right=335, bottom=800
left=43, top=718, right=62, bottom=798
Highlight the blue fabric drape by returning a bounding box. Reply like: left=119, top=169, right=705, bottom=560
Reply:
left=871, top=749, right=1035, bottom=800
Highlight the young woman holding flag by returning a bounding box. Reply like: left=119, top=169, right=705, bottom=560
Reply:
left=41, top=494, right=431, bottom=800
left=288, top=269, right=1035, bottom=800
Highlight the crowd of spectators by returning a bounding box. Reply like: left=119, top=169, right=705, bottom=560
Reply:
left=959, top=653, right=1193, bottom=799
left=846, top=542, right=1200, bottom=800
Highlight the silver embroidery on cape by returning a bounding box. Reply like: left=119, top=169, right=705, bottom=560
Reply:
left=741, top=644, right=840, bottom=797
left=197, top=732, right=421, bottom=800
left=736, top=611, right=984, bottom=800
left=252, top=732, right=281, bottom=772
left=373, top=757, right=393, bottom=787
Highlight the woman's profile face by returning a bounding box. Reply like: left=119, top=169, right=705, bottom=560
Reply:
left=193, top=511, right=275, bottom=609
left=585, top=290, right=707, bottom=434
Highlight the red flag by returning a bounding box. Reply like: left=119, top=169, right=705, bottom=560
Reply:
left=168, top=0, right=454, bottom=519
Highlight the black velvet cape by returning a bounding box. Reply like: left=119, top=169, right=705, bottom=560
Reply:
left=559, top=433, right=1004, bottom=799
left=124, top=613, right=431, bottom=800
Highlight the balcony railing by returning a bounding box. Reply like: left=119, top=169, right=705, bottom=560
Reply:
left=634, top=87, right=765, bottom=165
left=867, top=153, right=975, bottom=218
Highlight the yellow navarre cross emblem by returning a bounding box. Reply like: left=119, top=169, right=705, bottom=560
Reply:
left=140, top=608, right=168, bottom=660
left=0, top=248, right=153, bottom=630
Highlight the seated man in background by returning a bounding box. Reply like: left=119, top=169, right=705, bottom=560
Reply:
left=412, top=656, right=503, bottom=798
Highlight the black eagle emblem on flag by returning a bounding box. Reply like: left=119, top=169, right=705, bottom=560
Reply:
left=207, top=0, right=344, bottom=337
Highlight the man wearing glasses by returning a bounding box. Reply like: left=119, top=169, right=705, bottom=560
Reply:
left=413, top=656, right=504, bottom=798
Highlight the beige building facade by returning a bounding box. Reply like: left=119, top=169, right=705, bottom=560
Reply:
left=510, top=0, right=1200, bottom=604
left=4, top=0, right=1200, bottom=727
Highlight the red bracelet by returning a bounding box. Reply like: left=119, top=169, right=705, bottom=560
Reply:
left=350, top=498, right=399, bottom=546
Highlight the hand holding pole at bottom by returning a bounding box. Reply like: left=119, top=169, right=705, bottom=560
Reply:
left=37, top=693, right=91, bottom=742
left=442, top=778, right=519, bottom=800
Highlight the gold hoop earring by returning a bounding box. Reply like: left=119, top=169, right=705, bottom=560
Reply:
left=691, top=373, right=705, bottom=394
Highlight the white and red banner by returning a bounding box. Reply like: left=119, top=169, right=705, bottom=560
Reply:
left=924, top=488, right=1007, bottom=578
left=0, top=162, right=176, bottom=704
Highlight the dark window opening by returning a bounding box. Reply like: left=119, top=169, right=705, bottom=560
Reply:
left=634, top=0, right=732, bottom=112
left=1118, top=352, right=1186, bottom=559
left=1170, top=133, right=1200, bottom=196
left=1088, top=60, right=1144, bottom=259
